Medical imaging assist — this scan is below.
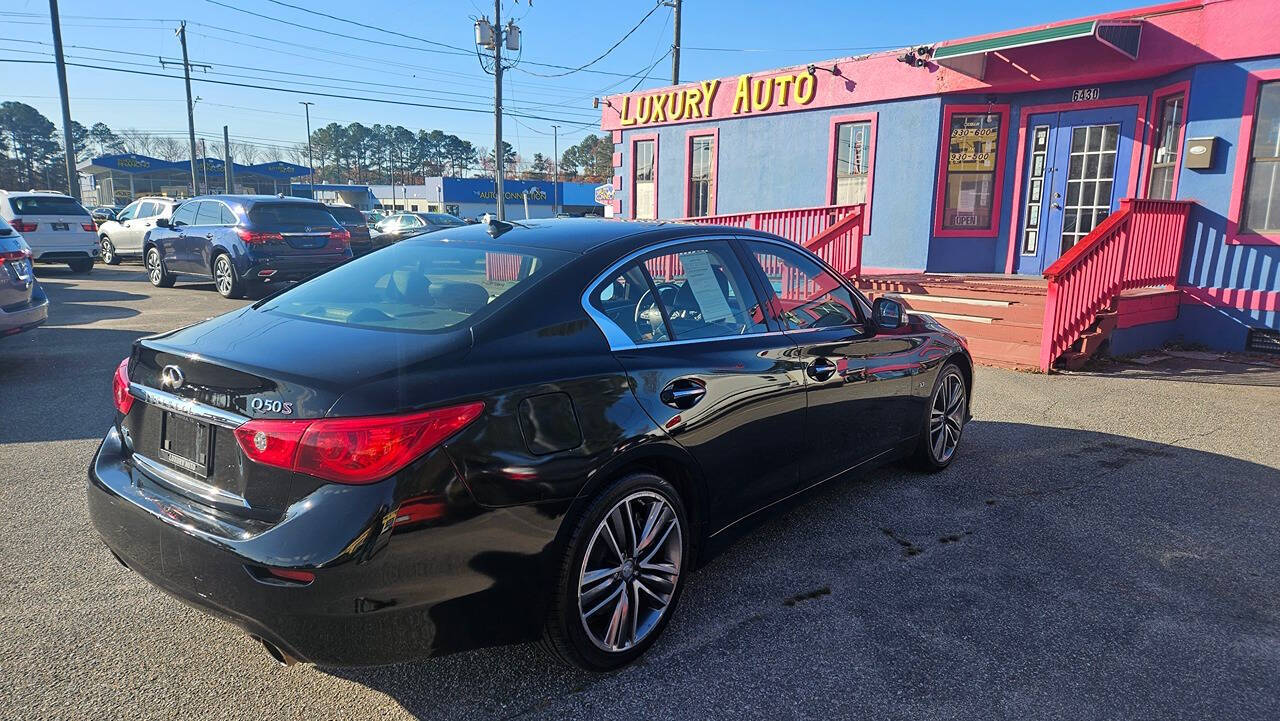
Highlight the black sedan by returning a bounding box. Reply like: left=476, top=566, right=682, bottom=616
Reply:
left=88, top=219, right=972, bottom=670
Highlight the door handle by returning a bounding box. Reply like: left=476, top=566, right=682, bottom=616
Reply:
left=660, top=379, right=706, bottom=410
left=807, top=358, right=837, bottom=381
left=205, top=233, right=214, bottom=239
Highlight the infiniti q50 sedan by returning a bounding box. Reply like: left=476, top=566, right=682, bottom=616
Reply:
left=88, top=218, right=973, bottom=670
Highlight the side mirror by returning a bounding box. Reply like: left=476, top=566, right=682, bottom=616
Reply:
left=154, top=217, right=170, bottom=228
left=872, top=296, right=906, bottom=330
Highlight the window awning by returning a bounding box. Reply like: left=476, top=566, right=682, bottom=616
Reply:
left=933, top=20, right=1143, bottom=79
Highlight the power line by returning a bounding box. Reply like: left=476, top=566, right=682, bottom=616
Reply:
left=515, top=0, right=665, bottom=78
left=684, top=45, right=899, bottom=53
left=260, top=0, right=471, bottom=54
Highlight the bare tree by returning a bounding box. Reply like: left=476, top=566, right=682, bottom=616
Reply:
left=117, top=127, right=157, bottom=156
left=234, top=142, right=263, bottom=166
left=153, top=136, right=185, bottom=162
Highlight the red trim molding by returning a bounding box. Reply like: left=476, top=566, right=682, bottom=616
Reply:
left=681, top=127, right=719, bottom=217
left=628, top=132, right=659, bottom=220
left=1004, top=94, right=1150, bottom=273
left=1226, top=68, right=1280, bottom=246
left=1180, top=286, right=1280, bottom=313
left=825, top=112, right=877, bottom=235
left=1140, top=80, right=1191, bottom=199
left=934, top=104, right=1010, bottom=240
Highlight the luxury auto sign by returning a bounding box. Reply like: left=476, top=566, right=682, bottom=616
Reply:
left=614, top=71, right=818, bottom=127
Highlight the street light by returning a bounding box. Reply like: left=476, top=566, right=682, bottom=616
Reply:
left=300, top=101, right=315, bottom=199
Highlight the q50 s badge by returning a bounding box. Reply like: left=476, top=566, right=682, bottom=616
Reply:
left=249, top=397, right=294, bottom=415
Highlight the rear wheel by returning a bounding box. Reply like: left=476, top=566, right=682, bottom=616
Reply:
left=67, top=258, right=93, bottom=274
left=543, top=472, right=688, bottom=671
left=99, top=237, right=120, bottom=265
left=911, top=362, right=968, bottom=471
left=145, top=246, right=174, bottom=288
left=213, top=253, right=244, bottom=299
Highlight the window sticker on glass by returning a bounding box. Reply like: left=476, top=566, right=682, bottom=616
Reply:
left=679, top=251, right=735, bottom=322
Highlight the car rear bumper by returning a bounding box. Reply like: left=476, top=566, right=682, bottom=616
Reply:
left=242, top=254, right=349, bottom=285
left=87, top=425, right=559, bottom=666
left=1, top=284, right=48, bottom=337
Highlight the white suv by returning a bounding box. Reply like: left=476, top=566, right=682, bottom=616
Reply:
left=95, top=196, right=180, bottom=265
left=0, top=190, right=99, bottom=273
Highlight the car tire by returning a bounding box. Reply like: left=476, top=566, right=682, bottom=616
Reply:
left=542, top=472, right=689, bottom=671
left=145, top=246, right=174, bottom=288
left=99, top=237, right=120, bottom=265
left=910, top=362, right=968, bottom=471
left=67, top=258, right=94, bottom=274
left=212, top=253, right=244, bottom=299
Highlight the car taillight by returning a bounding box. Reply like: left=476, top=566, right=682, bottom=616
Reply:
left=82, top=222, right=96, bottom=232
left=233, top=402, right=484, bottom=484
left=328, top=228, right=351, bottom=247
left=112, top=358, right=135, bottom=415
left=10, top=219, right=37, bottom=233
left=0, top=248, right=29, bottom=261
left=234, top=227, right=283, bottom=244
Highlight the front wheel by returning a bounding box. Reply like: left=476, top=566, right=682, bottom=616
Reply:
left=911, top=362, right=968, bottom=471
left=145, top=247, right=174, bottom=288
left=99, top=237, right=120, bottom=265
left=212, top=253, right=244, bottom=299
left=543, top=473, right=688, bottom=671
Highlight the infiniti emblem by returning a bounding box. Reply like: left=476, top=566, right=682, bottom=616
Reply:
left=160, top=365, right=185, bottom=390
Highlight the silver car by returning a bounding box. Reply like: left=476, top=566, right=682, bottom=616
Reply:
left=0, top=216, right=49, bottom=338
left=95, top=196, right=180, bottom=265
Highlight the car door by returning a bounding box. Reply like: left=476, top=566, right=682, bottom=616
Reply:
left=585, top=237, right=808, bottom=529
left=740, top=239, right=925, bottom=488
left=183, top=201, right=226, bottom=274
left=161, top=201, right=199, bottom=272
left=111, top=201, right=142, bottom=249
left=123, top=200, right=161, bottom=253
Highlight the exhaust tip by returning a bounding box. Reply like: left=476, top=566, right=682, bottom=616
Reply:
left=252, top=635, right=298, bottom=667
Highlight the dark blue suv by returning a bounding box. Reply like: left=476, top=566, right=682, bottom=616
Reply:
left=144, top=195, right=352, bottom=299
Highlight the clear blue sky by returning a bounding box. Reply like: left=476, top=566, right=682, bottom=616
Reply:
left=0, top=0, right=1142, bottom=166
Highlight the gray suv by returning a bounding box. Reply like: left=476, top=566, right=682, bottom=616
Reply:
left=96, top=196, right=180, bottom=265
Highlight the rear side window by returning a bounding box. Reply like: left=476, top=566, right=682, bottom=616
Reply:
left=137, top=201, right=159, bottom=218
left=248, top=203, right=336, bottom=228
left=591, top=241, right=768, bottom=344
left=327, top=206, right=365, bottom=225
left=261, top=241, right=562, bottom=332
left=219, top=205, right=237, bottom=225
left=9, top=196, right=87, bottom=216
left=195, top=202, right=224, bottom=226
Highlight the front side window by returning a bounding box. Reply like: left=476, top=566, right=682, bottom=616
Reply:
left=117, top=201, right=140, bottom=222
left=833, top=121, right=872, bottom=205
left=590, top=241, right=767, bottom=344
left=687, top=135, right=715, bottom=217
left=744, top=240, right=862, bottom=330
left=1242, top=81, right=1280, bottom=233
left=1148, top=94, right=1185, bottom=200
left=940, top=112, right=1003, bottom=232
left=170, top=202, right=198, bottom=227
left=633, top=139, right=656, bottom=220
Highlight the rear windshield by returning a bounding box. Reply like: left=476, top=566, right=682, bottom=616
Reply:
left=327, top=206, right=366, bottom=225
left=261, top=240, right=561, bottom=332
left=9, top=196, right=88, bottom=216
left=424, top=213, right=465, bottom=226
left=248, top=203, right=337, bottom=228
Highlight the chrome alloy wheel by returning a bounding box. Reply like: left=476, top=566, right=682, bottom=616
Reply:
left=578, top=491, right=682, bottom=653
left=146, top=248, right=163, bottom=284
left=214, top=255, right=235, bottom=297
left=99, top=238, right=116, bottom=264
left=929, top=371, right=967, bottom=463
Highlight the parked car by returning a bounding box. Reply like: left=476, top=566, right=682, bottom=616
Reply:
left=360, top=209, right=385, bottom=225
left=96, top=196, right=181, bottom=265
left=372, top=211, right=466, bottom=244
left=0, top=216, right=48, bottom=337
left=143, top=195, right=352, bottom=299
left=90, top=205, right=126, bottom=226
left=325, top=204, right=375, bottom=257
left=0, top=190, right=98, bottom=273
left=89, top=219, right=973, bottom=671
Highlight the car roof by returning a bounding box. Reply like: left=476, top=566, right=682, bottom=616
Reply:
left=0, top=190, right=74, bottom=198
left=421, top=217, right=771, bottom=255
left=185, top=194, right=322, bottom=206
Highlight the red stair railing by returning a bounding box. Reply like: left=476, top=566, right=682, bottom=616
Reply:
left=1039, top=198, right=1193, bottom=371
left=678, top=203, right=864, bottom=278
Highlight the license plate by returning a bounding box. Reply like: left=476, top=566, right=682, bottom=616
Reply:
left=6, top=260, right=28, bottom=281
left=51, top=222, right=69, bottom=231
left=159, top=411, right=213, bottom=477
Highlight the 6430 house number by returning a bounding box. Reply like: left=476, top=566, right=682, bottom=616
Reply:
left=1072, top=87, right=1101, bottom=102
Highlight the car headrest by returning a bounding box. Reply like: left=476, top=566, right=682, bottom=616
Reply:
left=430, top=281, right=490, bottom=313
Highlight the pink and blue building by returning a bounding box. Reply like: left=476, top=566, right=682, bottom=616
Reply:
left=599, top=0, right=1280, bottom=368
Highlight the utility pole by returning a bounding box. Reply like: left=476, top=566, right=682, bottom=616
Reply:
left=48, top=0, right=78, bottom=198
left=175, top=22, right=199, bottom=195
left=299, top=101, right=314, bottom=198
left=671, top=0, right=682, bottom=85
left=551, top=124, right=560, bottom=216
left=493, top=0, right=505, bottom=220
left=199, top=139, right=208, bottom=194
left=389, top=144, right=396, bottom=212
left=223, top=125, right=233, bottom=193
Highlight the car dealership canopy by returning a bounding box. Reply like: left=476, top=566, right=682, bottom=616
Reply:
left=77, top=153, right=311, bottom=205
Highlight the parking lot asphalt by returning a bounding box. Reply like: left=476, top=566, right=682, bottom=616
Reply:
left=1, top=264, right=1277, bottom=720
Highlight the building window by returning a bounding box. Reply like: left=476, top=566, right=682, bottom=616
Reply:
left=938, top=110, right=1005, bottom=234
left=687, top=134, right=715, bottom=217
left=1020, top=125, right=1050, bottom=255
left=1242, top=81, right=1280, bottom=233
left=833, top=121, right=872, bottom=206
left=1148, top=93, right=1185, bottom=200
left=633, top=138, right=656, bottom=220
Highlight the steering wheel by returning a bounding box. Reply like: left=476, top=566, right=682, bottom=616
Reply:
left=634, top=282, right=681, bottom=330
